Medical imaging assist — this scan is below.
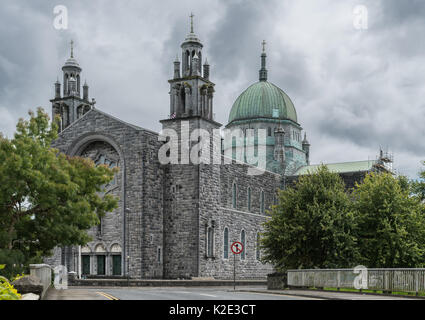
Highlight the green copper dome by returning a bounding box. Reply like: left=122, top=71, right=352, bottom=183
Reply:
left=228, top=81, right=298, bottom=124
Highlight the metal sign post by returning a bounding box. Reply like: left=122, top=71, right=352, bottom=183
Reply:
left=231, top=241, right=244, bottom=291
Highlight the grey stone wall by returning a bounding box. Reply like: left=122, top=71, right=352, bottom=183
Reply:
left=46, top=110, right=279, bottom=280
left=140, top=133, right=165, bottom=279
left=267, top=272, right=288, bottom=290
left=46, top=109, right=165, bottom=278
left=159, top=116, right=277, bottom=279
left=198, top=161, right=277, bottom=279
left=160, top=117, right=217, bottom=279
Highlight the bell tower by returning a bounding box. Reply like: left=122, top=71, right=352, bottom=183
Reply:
left=167, top=13, right=215, bottom=120
left=50, top=40, right=95, bottom=132
left=160, top=14, right=222, bottom=279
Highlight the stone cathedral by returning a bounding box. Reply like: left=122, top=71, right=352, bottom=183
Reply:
left=45, top=18, right=390, bottom=279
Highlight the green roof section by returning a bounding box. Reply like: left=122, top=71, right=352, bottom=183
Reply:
left=293, top=160, right=377, bottom=176
left=228, top=81, right=298, bottom=125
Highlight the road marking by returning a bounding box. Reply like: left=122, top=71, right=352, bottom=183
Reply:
left=96, top=291, right=120, bottom=300
left=199, top=293, right=217, bottom=297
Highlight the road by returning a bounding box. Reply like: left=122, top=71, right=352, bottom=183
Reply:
left=76, top=286, right=322, bottom=300
left=46, top=286, right=420, bottom=300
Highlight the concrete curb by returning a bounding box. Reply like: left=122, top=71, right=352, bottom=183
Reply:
left=236, top=289, right=342, bottom=300
left=238, top=289, right=423, bottom=300
left=69, top=279, right=267, bottom=287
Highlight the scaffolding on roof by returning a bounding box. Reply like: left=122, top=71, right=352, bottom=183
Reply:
left=373, top=147, right=394, bottom=173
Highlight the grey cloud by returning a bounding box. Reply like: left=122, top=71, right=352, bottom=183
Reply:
left=0, top=0, right=424, bottom=178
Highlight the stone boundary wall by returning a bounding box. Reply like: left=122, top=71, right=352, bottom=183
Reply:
left=29, top=264, right=52, bottom=299
left=69, top=279, right=266, bottom=287
left=267, top=272, right=287, bottom=290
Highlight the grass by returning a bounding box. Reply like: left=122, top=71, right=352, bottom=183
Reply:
left=306, top=286, right=425, bottom=297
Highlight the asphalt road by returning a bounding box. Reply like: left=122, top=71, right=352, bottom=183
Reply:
left=84, top=286, right=321, bottom=300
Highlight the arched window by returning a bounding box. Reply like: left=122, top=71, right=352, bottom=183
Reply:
left=223, top=228, right=229, bottom=259
left=77, top=74, right=80, bottom=93
left=256, top=233, right=261, bottom=260
left=185, top=50, right=190, bottom=72
left=157, top=247, right=162, bottom=263
left=260, top=190, right=265, bottom=214
left=207, top=227, right=214, bottom=257
left=247, top=187, right=251, bottom=211
left=181, top=86, right=186, bottom=113
left=232, top=183, right=237, bottom=209
left=241, top=230, right=246, bottom=260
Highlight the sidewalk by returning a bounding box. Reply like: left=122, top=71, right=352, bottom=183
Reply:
left=237, top=288, right=422, bottom=300
left=44, top=287, right=109, bottom=300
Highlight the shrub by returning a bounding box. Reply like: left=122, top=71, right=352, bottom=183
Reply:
left=0, top=266, right=21, bottom=300
left=0, top=249, right=26, bottom=280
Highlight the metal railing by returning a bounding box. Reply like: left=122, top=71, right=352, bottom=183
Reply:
left=287, top=268, right=425, bottom=294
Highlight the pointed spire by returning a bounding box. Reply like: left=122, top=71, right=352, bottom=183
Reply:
left=203, top=57, right=210, bottom=80
left=259, top=40, right=268, bottom=81
left=55, top=77, right=61, bottom=98
left=174, top=54, right=181, bottom=79
left=83, top=79, right=89, bottom=100
left=302, top=132, right=310, bottom=145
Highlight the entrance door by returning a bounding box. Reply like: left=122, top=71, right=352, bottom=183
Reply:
left=82, top=255, right=90, bottom=275
left=112, top=255, right=122, bottom=276
left=97, top=255, right=105, bottom=275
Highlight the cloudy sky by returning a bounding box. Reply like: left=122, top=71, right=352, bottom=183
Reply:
left=0, top=0, right=424, bottom=178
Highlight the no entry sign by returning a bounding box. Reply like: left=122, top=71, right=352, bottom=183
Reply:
left=231, top=241, right=243, bottom=291
left=231, top=241, right=244, bottom=255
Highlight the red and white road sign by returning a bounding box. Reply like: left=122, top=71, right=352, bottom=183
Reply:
left=231, top=241, right=244, bottom=255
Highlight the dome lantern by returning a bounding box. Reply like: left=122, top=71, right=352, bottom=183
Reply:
left=259, top=40, right=268, bottom=82
left=227, top=41, right=298, bottom=126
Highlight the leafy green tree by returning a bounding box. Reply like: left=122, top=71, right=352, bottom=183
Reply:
left=352, top=172, right=425, bottom=268
left=0, top=108, right=118, bottom=273
left=412, top=161, right=425, bottom=202
left=261, top=165, right=358, bottom=271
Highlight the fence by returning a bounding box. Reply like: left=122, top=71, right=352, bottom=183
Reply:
left=29, top=264, right=52, bottom=299
left=287, top=268, right=425, bottom=295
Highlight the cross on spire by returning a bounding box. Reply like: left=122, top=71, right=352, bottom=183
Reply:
left=70, top=40, right=74, bottom=58
left=190, top=12, right=194, bottom=33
